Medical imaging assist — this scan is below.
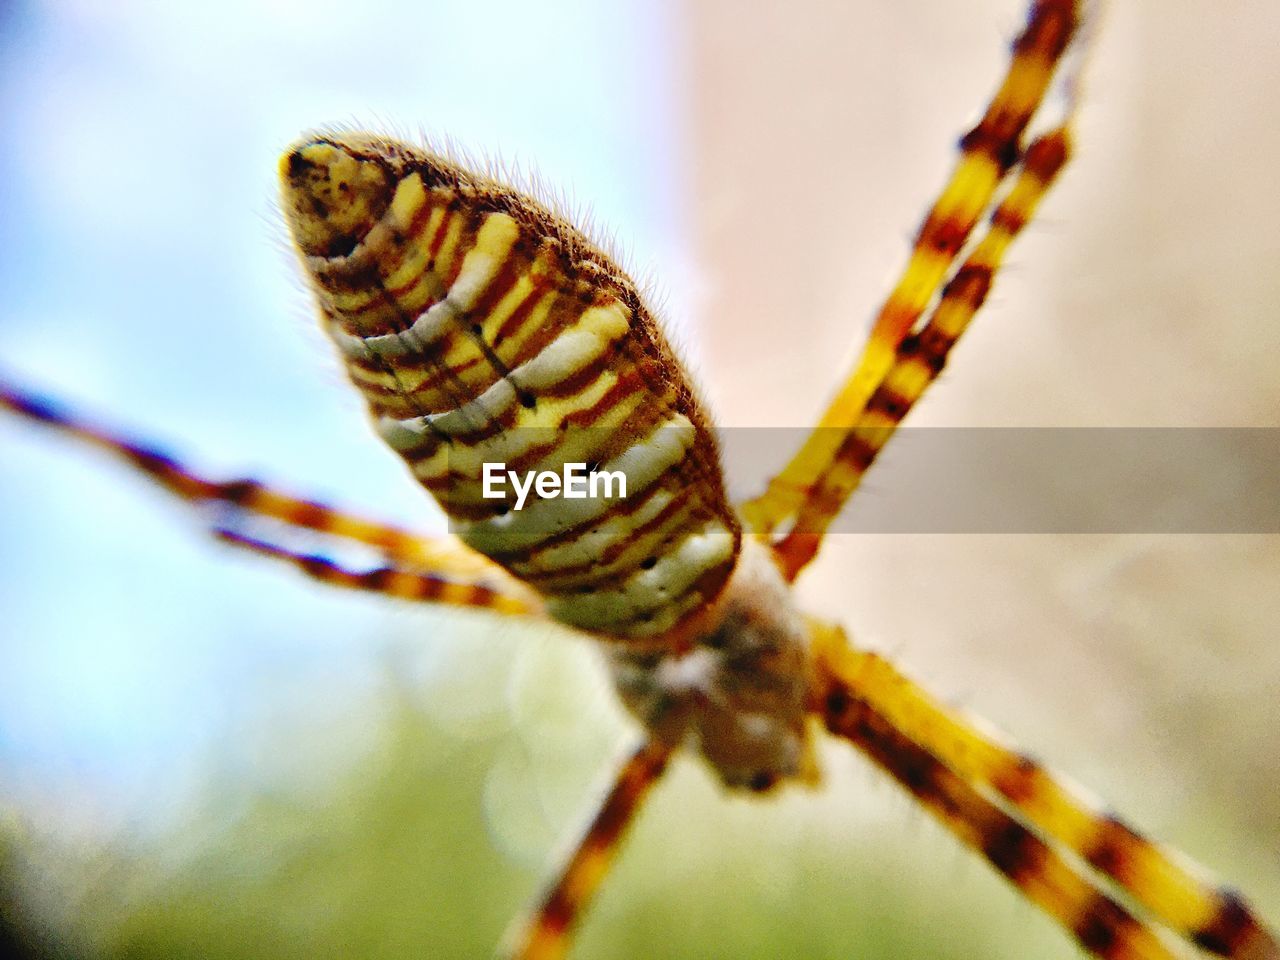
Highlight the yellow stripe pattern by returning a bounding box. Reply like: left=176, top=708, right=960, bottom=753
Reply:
left=500, top=741, right=672, bottom=960
left=775, top=129, right=1072, bottom=576
left=0, top=379, right=537, bottom=614
left=811, top=621, right=1280, bottom=960
left=280, top=133, right=740, bottom=640
left=742, top=0, right=1080, bottom=544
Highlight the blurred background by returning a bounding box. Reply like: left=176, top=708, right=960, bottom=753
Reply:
left=0, top=1, right=1276, bottom=958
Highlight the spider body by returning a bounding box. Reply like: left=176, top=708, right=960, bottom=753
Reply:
left=1, top=2, right=1277, bottom=959
left=282, top=135, right=740, bottom=641
left=282, top=135, right=811, bottom=791
left=604, top=539, right=812, bottom=791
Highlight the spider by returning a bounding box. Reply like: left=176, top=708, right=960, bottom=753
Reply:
left=2, top=1, right=1280, bottom=960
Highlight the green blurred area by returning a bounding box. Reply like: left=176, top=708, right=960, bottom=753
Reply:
left=3, top=605, right=1274, bottom=960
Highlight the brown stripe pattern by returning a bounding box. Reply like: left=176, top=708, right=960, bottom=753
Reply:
left=816, top=678, right=1180, bottom=960
left=280, top=134, right=740, bottom=640
left=0, top=379, right=533, bottom=614
left=810, top=620, right=1280, bottom=960
left=500, top=740, right=672, bottom=960
left=741, top=0, right=1081, bottom=548
left=214, top=528, right=537, bottom=616
left=775, top=128, right=1072, bottom=577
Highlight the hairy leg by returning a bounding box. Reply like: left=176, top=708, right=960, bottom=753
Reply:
left=214, top=527, right=539, bottom=616
left=772, top=127, right=1071, bottom=577
left=742, top=0, right=1083, bottom=547
left=499, top=740, right=672, bottom=960
left=1, top=376, right=527, bottom=602
left=809, top=620, right=1279, bottom=959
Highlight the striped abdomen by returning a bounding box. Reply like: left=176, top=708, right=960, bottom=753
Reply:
left=280, top=133, right=740, bottom=640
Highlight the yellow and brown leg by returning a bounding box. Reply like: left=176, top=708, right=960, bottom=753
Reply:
left=213, top=527, right=540, bottom=616
left=742, top=0, right=1082, bottom=541
left=771, top=127, right=1072, bottom=577
left=499, top=740, right=673, bottom=960
left=817, top=677, right=1178, bottom=960
left=809, top=620, right=1280, bottom=959
left=0, top=376, right=512, bottom=582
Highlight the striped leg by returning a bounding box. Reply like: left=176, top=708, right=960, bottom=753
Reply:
left=817, top=678, right=1178, bottom=960
left=500, top=740, right=672, bottom=960
left=741, top=0, right=1082, bottom=543
left=809, top=620, right=1280, bottom=960
left=771, top=126, right=1071, bottom=578
left=213, top=527, right=540, bottom=616
left=0, top=376, right=513, bottom=580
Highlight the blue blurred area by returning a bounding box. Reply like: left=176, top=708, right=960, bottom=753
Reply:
left=0, top=0, right=683, bottom=828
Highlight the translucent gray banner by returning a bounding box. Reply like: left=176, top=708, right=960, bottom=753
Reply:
left=433, top=428, right=1279, bottom=535
left=719, top=428, right=1279, bottom=534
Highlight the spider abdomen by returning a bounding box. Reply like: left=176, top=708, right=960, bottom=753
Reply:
left=281, top=134, right=740, bottom=639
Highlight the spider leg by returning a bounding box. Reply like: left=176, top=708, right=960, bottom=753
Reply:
left=741, top=0, right=1082, bottom=544
left=0, top=376, right=508, bottom=577
left=499, top=739, right=672, bottom=960
left=809, top=620, right=1280, bottom=960
left=212, top=527, right=540, bottom=616
left=817, top=676, right=1178, bottom=960
left=770, top=126, right=1071, bottom=578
